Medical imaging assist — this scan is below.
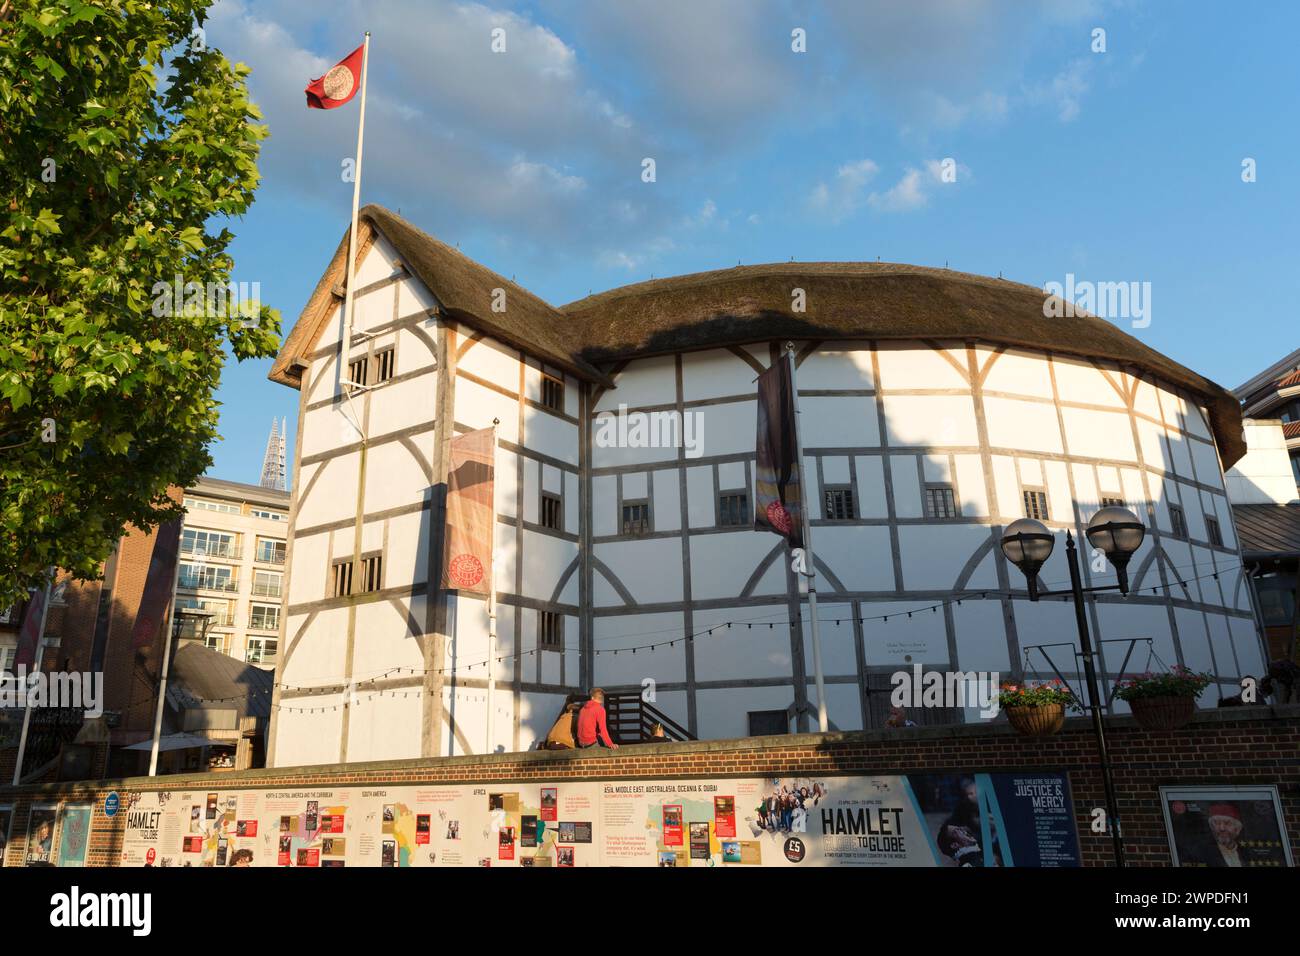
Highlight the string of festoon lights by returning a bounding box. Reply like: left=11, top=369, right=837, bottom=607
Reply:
left=181, top=558, right=1244, bottom=713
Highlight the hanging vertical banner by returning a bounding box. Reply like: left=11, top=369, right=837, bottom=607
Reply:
left=754, top=357, right=804, bottom=548
left=441, top=428, right=495, bottom=594
left=131, top=519, right=183, bottom=651
left=13, top=569, right=53, bottom=669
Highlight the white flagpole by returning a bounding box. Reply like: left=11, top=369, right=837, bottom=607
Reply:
left=340, top=32, right=370, bottom=394
left=485, top=420, right=499, bottom=755
left=786, top=343, right=829, bottom=733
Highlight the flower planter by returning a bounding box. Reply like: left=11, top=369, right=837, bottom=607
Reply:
left=1005, top=703, right=1065, bottom=736
left=1129, top=695, right=1195, bottom=731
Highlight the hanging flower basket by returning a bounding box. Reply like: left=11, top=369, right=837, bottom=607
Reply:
left=1004, top=703, right=1066, bottom=736
left=1114, top=666, right=1211, bottom=732
left=998, top=681, right=1074, bottom=736
left=1127, top=695, right=1196, bottom=731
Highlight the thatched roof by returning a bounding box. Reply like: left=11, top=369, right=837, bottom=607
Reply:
left=271, top=207, right=1244, bottom=466
left=269, top=205, right=611, bottom=387
left=559, top=262, right=1245, bottom=467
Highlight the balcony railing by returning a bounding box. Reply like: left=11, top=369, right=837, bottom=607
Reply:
left=180, top=545, right=241, bottom=561
left=178, top=577, right=238, bottom=593
left=247, top=616, right=280, bottom=632
left=255, top=549, right=287, bottom=565
left=250, top=583, right=282, bottom=599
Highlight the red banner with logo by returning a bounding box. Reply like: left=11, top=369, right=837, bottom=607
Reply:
left=441, top=428, right=495, bottom=594
left=14, top=570, right=53, bottom=669
left=754, top=356, right=804, bottom=548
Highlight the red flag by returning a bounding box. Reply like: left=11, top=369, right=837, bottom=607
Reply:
left=754, top=357, right=804, bottom=548
left=441, top=428, right=496, bottom=594
left=14, top=570, right=53, bottom=669
left=305, top=43, right=365, bottom=109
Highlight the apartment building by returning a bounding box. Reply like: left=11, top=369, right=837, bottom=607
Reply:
left=176, top=476, right=291, bottom=669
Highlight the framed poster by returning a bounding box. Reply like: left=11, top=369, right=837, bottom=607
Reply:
left=56, top=804, right=93, bottom=868
left=1160, top=786, right=1293, bottom=868
left=25, top=804, right=58, bottom=866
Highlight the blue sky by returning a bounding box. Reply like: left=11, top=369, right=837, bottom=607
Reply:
left=205, top=0, right=1299, bottom=487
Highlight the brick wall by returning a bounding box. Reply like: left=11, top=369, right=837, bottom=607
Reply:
left=2, top=706, right=1296, bottom=867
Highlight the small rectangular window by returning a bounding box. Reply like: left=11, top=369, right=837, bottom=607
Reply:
left=347, top=357, right=368, bottom=390
left=1023, top=490, right=1049, bottom=521
left=541, top=374, right=564, bottom=413
left=540, top=611, right=563, bottom=651
left=374, top=347, right=395, bottom=384
left=924, top=485, right=958, bottom=519
left=622, top=500, right=650, bottom=535
left=361, top=553, right=383, bottom=593
left=248, top=604, right=280, bottom=631
left=540, top=492, right=563, bottom=531
left=1168, top=504, right=1187, bottom=539
left=718, top=491, right=749, bottom=527
left=331, top=559, right=353, bottom=598
left=823, top=486, right=856, bottom=521
left=1206, top=515, right=1223, bottom=547
left=748, top=710, right=788, bottom=736
left=246, top=638, right=278, bottom=665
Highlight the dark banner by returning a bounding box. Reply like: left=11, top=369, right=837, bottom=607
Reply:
left=130, top=519, right=182, bottom=653
left=14, top=570, right=52, bottom=669
left=440, top=428, right=495, bottom=594
left=754, top=356, right=803, bottom=548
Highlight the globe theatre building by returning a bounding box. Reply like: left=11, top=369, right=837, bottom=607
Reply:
left=265, top=206, right=1258, bottom=767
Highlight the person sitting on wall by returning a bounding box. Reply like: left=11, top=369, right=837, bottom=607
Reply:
left=649, top=722, right=671, bottom=742
left=576, top=687, right=619, bottom=750
left=542, top=693, right=586, bottom=749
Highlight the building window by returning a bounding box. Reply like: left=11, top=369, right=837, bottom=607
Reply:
left=541, top=374, right=564, bottom=413
left=251, top=570, right=282, bottom=598
left=1206, top=515, right=1223, bottom=547
left=181, top=528, right=237, bottom=559
left=539, top=611, right=563, bottom=651
left=183, top=497, right=240, bottom=515
left=1023, top=490, right=1049, bottom=521
left=1100, top=496, right=1125, bottom=510
left=179, top=563, right=234, bottom=592
left=249, top=604, right=280, bottom=631
left=331, top=559, right=353, bottom=598
left=204, top=632, right=231, bottom=655
left=718, top=491, right=749, bottom=527
left=374, top=347, right=395, bottom=384
left=924, top=485, right=958, bottom=519
left=748, top=710, right=788, bottom=736
left=177, top=597, right=232, bottom=628
left=540, top=492, right=563, bottom=531
left=246, top=638, right=278, bottom=665
left=361, top=553, right=383, bottom=593
left=251, top=509, right=287, bottom=522
left=255, top=538, right=286, bottom=564
left=347, top=356, right=368, bottom=390
left=622, top=500, right=650, bottom=535
left=0, top=642, right=16, bottom=674
left=1168, top=503, right=1187, bottom=539
left=823, top=486, right=856, bottom=521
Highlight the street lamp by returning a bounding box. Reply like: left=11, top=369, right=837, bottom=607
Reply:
left=999, top=507, right=1146, bottom=868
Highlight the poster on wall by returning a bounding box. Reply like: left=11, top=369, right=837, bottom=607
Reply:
left=55, top=805, right=93, bottom=868
left=25, top=805, right=58, bottom=866
left=108, top=770, right=1083, bottom=867
left=1160, top=786, right=1293, bottom=868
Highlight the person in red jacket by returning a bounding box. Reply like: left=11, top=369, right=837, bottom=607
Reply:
left=576, top=688, right=618, bottom=749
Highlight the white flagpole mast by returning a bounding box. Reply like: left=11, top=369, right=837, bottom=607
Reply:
left=339, top=32, right=370, bottom=395
left=485, top=420, right=499, bottom=755
left=786, top=342, right=829, bottom=733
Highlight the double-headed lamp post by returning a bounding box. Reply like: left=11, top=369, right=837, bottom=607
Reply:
left=999, top=506, right=1146, bottom=868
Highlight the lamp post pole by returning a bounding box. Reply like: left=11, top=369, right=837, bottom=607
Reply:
left=1063, top=532, right=1125, bottom=868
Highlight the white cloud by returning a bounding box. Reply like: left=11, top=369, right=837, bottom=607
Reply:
left=808, top=160, right=881, bottom=223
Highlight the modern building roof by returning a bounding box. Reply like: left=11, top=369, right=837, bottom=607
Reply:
left=1232, top=503, right=1300, bottom=559
left=168, top=642, right=273, bottom=721
left=189, top=474, right=291, bottom=507
left=272, top=205, right=1246, bottom=468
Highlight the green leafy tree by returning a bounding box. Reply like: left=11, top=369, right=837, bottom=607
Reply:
left=0, top=0, right=280, bottom=609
